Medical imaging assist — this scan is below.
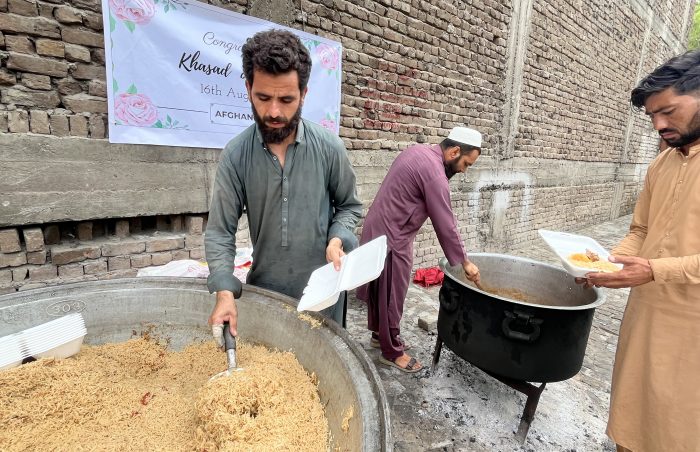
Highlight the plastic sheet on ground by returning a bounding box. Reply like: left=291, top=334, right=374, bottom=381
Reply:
left=137, top=248, right=253, bottom=283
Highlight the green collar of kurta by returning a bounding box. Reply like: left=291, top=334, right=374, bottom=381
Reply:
left=253, top=120, right=306, bottom=147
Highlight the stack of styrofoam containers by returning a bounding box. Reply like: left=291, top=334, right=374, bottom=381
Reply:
left=21, top=313, right=87, bottom=359
left=0, top=333, right=24, bottom=371
left=0, top=313, right=87, bottom=371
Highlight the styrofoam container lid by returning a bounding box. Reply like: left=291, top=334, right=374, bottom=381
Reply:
left=337, top=235, right=388, bottom=290
left=0, top=332, right=23, bottom=345
left=21, top=314, right=85, bottom=338
left=538, top=229, right=623, bottom=278
left=298, top=236, right=388, bottom=312
left=21, top=313, right=85, bottom=334
left=0, top=343, right=22, bottom=356
left=22, top=323, right=87, bottom=338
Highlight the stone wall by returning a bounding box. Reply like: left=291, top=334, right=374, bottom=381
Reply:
left=0, top=0, right=694, bottom=285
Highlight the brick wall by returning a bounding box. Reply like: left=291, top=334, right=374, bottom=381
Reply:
left=0, top=0, right=694, bottom=278
left=0, top=0, right=107, bottom=137
left=0, top=213, right=224, bottom=293
left=295, top=0, right=692, bottom=266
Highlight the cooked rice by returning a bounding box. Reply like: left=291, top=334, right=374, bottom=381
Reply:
left=298, top=313, right=322, bottom=328
left=0, top=338, right=328, bottom=451
left=568, top=253, right=620, bottom=272
left=341, top=405, right=354, bottom=433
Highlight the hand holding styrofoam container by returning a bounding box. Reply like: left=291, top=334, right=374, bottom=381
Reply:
left=538, top=229, right=623, bottom=278
left=298, top=236, right=388, bottom=312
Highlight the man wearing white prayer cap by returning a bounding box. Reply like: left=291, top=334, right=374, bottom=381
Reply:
left=356, top=126, right=482, bottom=372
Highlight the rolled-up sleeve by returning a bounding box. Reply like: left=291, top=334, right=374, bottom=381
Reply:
left=204, top=147, right=244, bottom=298
left=327, top=138, right=362, bottom=251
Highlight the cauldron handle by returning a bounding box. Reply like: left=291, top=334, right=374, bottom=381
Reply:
left=502, top=310, right=543, bottom=342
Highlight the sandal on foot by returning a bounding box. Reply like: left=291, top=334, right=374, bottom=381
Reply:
left=378, top=354, right=422, bottom=373
left=370, top=332, right=411, bottom=351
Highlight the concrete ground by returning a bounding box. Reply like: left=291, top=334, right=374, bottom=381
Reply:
left=344, top=215, right=633, bottom=452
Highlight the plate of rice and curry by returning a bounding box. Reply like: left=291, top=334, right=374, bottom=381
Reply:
left=538, top=229, right=622, bottom=278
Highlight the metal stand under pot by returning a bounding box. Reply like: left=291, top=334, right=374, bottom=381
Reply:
left=431, top=254, right=605, bottom=443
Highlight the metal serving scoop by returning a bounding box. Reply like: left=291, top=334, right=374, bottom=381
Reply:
left=209, top=321, right=243, bottom=381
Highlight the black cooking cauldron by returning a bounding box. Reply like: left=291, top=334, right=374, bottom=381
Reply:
left=436, top=254, right=605, bottom=383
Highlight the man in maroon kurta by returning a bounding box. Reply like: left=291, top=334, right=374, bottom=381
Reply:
left=357, top=127, right=482, bottom=372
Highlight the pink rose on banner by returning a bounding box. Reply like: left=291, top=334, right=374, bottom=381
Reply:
left=317, top=43, right=340, bottom=71
left=320, top=119, right=336, bottom=131
left=109, top=0, right=156, bottom=25
left=115, top=93, right=158, bottom=126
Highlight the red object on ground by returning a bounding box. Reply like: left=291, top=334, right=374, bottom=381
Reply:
left=413, top=267, right=444, bottom=287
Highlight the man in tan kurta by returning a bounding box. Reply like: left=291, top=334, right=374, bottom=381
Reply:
left=585, top=50, right=700, bottom=451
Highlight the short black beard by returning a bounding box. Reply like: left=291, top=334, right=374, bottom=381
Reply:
left=444, top=157, right=459, bottom=179
left=661, top=109, right=700, bottom=148
left=251, top=103, right=302, bottom=144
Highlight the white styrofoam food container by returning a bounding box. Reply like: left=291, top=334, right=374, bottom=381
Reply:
left=21, top=313, right=85, bottom=335
left=31, top=335, right=86, bottom=360
left=0, top=314, right=87, bottom=369
left=298, top=235, right=388, bottom=312
left=0, top=334, right=24, bottom=371
left=23, top=327, right=87, bottom=355
left=20, top=313, right=87, bottom=360
left=538, top=229, right=622, bottom=278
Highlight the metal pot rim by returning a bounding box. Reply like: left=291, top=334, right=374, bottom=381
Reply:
left=439, top=254, right=606, bottom=311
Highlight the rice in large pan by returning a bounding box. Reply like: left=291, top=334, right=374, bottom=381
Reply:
left=0, top=338, right=328, bottom=451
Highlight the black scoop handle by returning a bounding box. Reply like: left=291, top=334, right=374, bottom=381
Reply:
left=223, top=321, right=236, bottom=351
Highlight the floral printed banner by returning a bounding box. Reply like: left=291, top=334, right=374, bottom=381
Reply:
left=102, top=0, right=342, bottom=148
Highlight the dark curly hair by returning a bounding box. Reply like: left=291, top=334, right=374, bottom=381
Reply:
left=631, top=49, right=700, bottom=108
left=241, top=29, right=312, bottom=92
